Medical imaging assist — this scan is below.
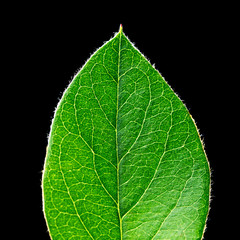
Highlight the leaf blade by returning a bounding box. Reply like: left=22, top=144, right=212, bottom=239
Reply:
left=42, top=29, right=210, bottom=240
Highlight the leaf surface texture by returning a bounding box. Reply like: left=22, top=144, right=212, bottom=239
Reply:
left=42, top=28, right=210, bottom=240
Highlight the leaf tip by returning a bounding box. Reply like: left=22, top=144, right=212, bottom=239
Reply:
left=119, top=24, right=123, bottom=33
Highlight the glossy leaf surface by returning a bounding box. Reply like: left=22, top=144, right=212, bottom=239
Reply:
left=42, top=27, right=210, bottom=240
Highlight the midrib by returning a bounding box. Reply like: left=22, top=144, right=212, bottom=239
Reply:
left=116, top=27, right=123, bottom=240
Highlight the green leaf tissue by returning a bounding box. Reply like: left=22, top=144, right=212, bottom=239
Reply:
left=42, top=26, right=210, bottom=240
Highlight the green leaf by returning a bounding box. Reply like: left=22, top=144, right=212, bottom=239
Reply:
left=42, top=26, right=210, bottom=240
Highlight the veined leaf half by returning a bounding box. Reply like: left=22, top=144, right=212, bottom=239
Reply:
left=42, top=26, right=210, bottom=240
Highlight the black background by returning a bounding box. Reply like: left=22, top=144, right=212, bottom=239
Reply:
left=8, top=3, right=236, bottom=239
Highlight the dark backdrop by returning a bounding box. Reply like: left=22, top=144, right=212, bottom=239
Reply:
left=10, top=3, right=236, bottom=239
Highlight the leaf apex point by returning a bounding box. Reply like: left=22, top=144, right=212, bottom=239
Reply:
left=119, top=24, right=123, bottom=33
